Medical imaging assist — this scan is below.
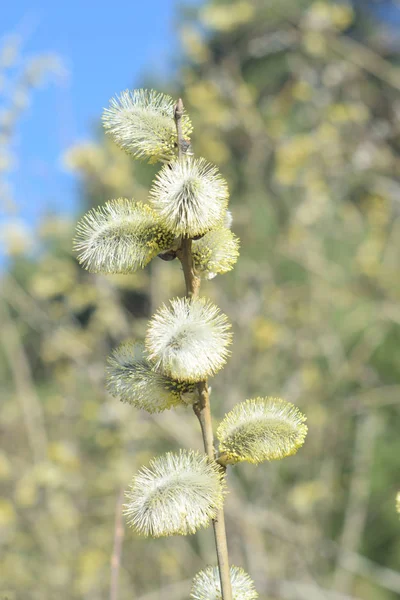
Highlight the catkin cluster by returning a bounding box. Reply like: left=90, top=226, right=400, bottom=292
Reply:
left=74, top=88, right=308, bottom=598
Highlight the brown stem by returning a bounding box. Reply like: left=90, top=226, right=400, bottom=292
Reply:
left=174, top=98, right=185, bottom=160
left=194, top=384, right=232, bottom=600
left=174, top=100, right=233, bottom=599
left=176, top=237, right=200, bottom=299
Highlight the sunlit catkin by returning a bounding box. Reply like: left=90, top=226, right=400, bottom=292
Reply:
left=74, top=199, right=174, bottom=273
left=102, top=89, right=192, bottom=162
left=124, top=450, right=226, bottom=537
left=192, top=227, right=240, bottom=279
left=190, top=565, right=258, bottom=600
left=217, top=397, right=308, bottom=464
left=106, top=343, right=196, bottom=413
left=149, top=157, right=229, bottom=236
left=145, top=296, right=232, bottom=382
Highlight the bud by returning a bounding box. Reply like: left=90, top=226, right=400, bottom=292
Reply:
left=190, top=565, right=258, bottom=600
left=217, top=397, right=307, bottom=464
left=193, top=227, right=240, bottom=279
left=74, top=199, right=174, bottom=273
left=145, top=297, right=232, bottom=382
left=149, top=157, right=229, bottom=237
left=102, top=89, right=192, bottom=162
left=106, top=343, right=196, bottom=413
left=124, top=450, right=226, bottom=537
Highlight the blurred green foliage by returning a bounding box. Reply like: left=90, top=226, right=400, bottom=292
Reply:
left=1, top=1, right=400, bottom=598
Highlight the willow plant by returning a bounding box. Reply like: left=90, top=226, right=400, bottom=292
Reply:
left=74, top=89, right=308, bottom=599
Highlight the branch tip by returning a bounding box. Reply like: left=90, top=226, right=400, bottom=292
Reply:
left=174, top=98, right=184, bottom=120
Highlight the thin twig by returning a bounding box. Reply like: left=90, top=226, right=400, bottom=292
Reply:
left=110, top=488, right=125, bottom=600
left=174, top=98, right=233, bottom=600
left=177, top=237, right=200, bottom=299
left=174, top=98, right=185, bottom=160
left=329, top=34, right=400, bottom=92
left=0, top=299, right=48, bottom=463
left=333, top=414, right=379, bottom=593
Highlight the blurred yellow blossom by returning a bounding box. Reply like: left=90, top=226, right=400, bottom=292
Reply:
left=328, top=103, right=369, bottom=124
left=48, top=442, right=80, bottom=470
left=181, top=26, right=211, bottom=64
left=29, top=259, right=77, bottom=298
left=0, top=499, right=16, bottom=527
left=0, top=451, right=12, bottom=480
left=252, top=317, right=284, bottom=350
left=305, top=1, right=353, bottom=31
left=302, top=32, right=328, bottom=56
left=1, top=220, right=33, bottom=256
left=292, top=80, right=314, bottom=102
left=200, top=1, right=254, bottom=31
left=288, top=480, right=329, bottom=516
left=331, top=4, right=354, bottom=30
left=14, top=474, right=38, bottom=507
left=76, top=549, right=108, bottom=595
left=275, top=135, right=315, bottom=184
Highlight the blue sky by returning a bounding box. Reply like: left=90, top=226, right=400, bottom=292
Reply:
left=0, top=0, right=199, bottom=231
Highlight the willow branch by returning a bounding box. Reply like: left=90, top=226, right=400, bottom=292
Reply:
left=177, top=237, right=200, bottom=299
left=174, top=98, right=233, bottom=600
left=174, top=97, right=185, bottom=160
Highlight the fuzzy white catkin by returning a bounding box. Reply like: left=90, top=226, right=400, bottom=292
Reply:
left=217, top=397, right=308, bottom=464
left=192, top=227, right=240, bottom=279
left=74, top=199, right=174, bottom=274
left=106, top=343, right=196, bottom=413
left=149, top=157, right=229, bottom=237
left=145, top=297, right=232, bottom=382
left=124, top=450, right=226, bottom=537
left=190, top=565, right=258, bottom=600
left=102, top=89, right=192, bottom=162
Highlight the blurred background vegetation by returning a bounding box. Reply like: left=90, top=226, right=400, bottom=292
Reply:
left=1, top=1, right=400, bottom=598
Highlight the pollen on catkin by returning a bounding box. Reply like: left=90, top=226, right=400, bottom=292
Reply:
left=145, top=297, right=232, bottom=382
left=396, top=491, right=400, bottom=516
left=124, top=450, right=226, bottom=537
left=192, top=228, right=240, bottom=279
left=190, top=565, right=258, bottom=600
left=102, top=89, right=192, bottom=162
left=149, top=157, right=229, bottom=237
left=74, top=199, right=175, bottom=274
left=217, top=397, right=308, bottom=464
left=106, top=343, right=196, bottom=413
